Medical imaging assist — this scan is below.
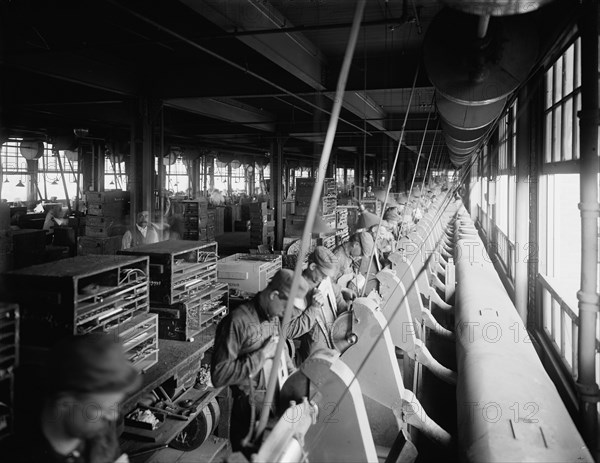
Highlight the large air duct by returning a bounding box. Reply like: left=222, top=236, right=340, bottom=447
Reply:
left=424, top=4, right=547, bottom=166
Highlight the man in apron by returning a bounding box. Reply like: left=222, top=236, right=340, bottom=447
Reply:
left=211, top=269, right=309, bottom=455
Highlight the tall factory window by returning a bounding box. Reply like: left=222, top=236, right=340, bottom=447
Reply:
left=1, top=139, right=30, bottom=203
left=494, top=101, right=517, bottom=280
left=104, top=156, right=127, bottom=190
left=537, top=35, right=588, bottom=381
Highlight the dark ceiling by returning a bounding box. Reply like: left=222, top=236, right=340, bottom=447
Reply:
left=0, top=0, right=578, bottom=166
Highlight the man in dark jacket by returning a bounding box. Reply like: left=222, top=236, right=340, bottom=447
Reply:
left=211, top=269, right=309, bottom=455
left=3, top=333, right=141, bottom=463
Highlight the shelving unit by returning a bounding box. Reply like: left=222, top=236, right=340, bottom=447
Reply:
left=5, top=255, right=149, bottom=347
left=119, top=241, right=218, bottom=305
left=171, top=198, right=209, bottom=241
left=0, top=303, right=18, bottom=441
left=118, top=313, right=159, bottom=373
left=150, top=282, right=228, bottom=342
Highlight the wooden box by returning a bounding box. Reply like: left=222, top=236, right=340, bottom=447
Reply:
left=119, top=241, right=218, bottom=305
left=150, top=282, right=228, bottom=342
left=5, top=255, right=149, bottom=347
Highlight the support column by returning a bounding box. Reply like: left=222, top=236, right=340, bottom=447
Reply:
left=130, top=98, right=156, bottom=225
left=96, top=141, right=105, bottom=192
left=577, top=0, right=600, bottom=457
left=26, top=159, right=38, bottom=203
left=272, top=136, right=284, bottom=250
left=515, top=85, right=531, bottom=323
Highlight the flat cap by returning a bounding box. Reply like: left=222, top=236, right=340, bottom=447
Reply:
left=267, top=268, right=309, bottom=309
left=47, top=332, right=141, bottom=395
left=383, top=207, right=401, bottom=222
left=308, top=246, right=339, bottom=278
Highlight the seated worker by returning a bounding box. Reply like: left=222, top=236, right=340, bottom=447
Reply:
left=3, top=332, right=141, bottom=463
left=285, top=246, right=354, bottom=364
left=121, top=210, right=159, bottom=250
left=211, top=269, right=309, bottom=456
left=43, top=204, right=68, bottom=242
left=383, top=206, right=401, bottom=239
left=333, top=233, right=362, bottom=281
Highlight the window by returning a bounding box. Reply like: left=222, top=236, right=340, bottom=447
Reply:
left=104, top=157, right=127, bottom=190
left=544, top=38, right=581, bottom=164
left=1, top=139, right=81, bottom=203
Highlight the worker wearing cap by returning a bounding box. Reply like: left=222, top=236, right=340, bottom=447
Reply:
left=211, top=269, right=308, bottom=455
left=285, top=246, right=353, bottom=364
left=4, top=333, right=141, bottom=463
left=383, top=206, right=401, bottom=239
left=121, top=210, right=159, bottom=250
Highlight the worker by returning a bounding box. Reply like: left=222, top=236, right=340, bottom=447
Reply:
left=333, top=233, right=362, bottom=281
left=285, top=246, right=353, bottom=364
left=211, top=269, right=309, bottom=456
left=121, top=210, right=159, bottom=250
left=43, top=204, right=68, bottom=242
left=383, top=206, right=401, bottom=239
left=3, top=332, right=141, bottom=463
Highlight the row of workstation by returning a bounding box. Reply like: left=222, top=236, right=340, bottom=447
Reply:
left=251, top=188, right=462, bottom=462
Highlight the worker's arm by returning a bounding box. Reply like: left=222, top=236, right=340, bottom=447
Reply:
left=121, top=230, right=132, bottom=250
left=284, top=291, right=323, bottom=339
left=211, top=315, right=268, bottom=388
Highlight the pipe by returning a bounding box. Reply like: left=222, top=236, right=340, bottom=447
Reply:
left=576, top=0, right=599, bottom=457
left=477, top=14, right=490, bottom=38
left=256, top=0, right=367, bottom=438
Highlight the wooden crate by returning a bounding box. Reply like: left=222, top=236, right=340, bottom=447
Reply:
left=5, top=256, right=149, bottom=347
left=0, top=303, right=18, bottom=441
left=150, top=282, right=228, bottom=342
left=217, top=254, right=282, bottom=295
left=78, top=235, right=124, bottom=255
left=118, top=312, right=159, bottom=373
left=119, top=241, right=218, bottom=305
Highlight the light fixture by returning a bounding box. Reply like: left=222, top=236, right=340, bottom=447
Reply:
left=51, top=179, right=59, bottom=185
left=16, top=179, right=24, bottom=187
left=109, top=180, right=115, bottom=186
left=3, top=177, right=9, bottom=183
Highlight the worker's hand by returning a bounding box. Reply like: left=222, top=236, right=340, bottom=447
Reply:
left=310, top=288, right=325, bottom=307
left=261, top=336, right=279, bottom=360
left=341, top=287, right=356, bottom=302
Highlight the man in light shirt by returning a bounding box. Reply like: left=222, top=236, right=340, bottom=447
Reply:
left=121, top=210, right=159, bottom=249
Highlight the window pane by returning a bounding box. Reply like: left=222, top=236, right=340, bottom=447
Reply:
left=545, top=70, right=553, bottom=110
left=575, top=38, right=581, bottom=89
left=564, top=44, right=574, bottom=96
left=562, top=99, right=573, bottom=161
left=545, top=113, right=552, bottom=163
left=553, top=105, right=562, bottom=162
left=574, top=93, right=581, bottom=160
left=554, top=59, right=563, bottom=103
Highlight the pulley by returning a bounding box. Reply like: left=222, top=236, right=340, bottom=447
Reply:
left=330, top=311, right=359, bottom=355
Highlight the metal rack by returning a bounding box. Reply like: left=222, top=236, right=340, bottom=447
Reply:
left=0, top=303, right=19, bottom=441
left=120, top=241, right=218, bottom=305
left=5, top=255, right=149, bottom=347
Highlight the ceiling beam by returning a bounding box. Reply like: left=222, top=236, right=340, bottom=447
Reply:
left=180, top=0, right=393, bottom=139
left=165, top=97, right=276, bottom=132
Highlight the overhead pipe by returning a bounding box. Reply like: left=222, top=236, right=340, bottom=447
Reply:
left=424, top=6, right=543, bottom=166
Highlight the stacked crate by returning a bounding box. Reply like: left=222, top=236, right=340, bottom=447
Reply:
left=206, top=209, right=216, bottom=242
left=361, top=198, right=382, bottom=216
left=80, top=190, right=129, bottom=255
left=5, top=256, right=158, bottom=372
left=0, top=303, right=18, bottom=440
left=171, top=198, right=209, bottom=241
left=120, top=241, right=228, bottom=342
left=335, top=206, right=349, bottom=246
left=249, top=202, right=274, bottom=248
left=217, top=253, right=282, bottom=297
left=288, top=177, right=337, bottom=251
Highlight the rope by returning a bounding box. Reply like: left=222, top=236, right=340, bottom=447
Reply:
left=255, top=0, right=368, bottom=439
left=359, top=65, right=421, bottom=297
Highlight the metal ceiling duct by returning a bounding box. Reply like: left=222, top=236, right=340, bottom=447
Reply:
left=440, top=0, right=555, bottom=16
left=424, top=6, right=545, bottom=167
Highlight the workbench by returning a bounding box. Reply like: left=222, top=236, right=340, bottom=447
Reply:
left=120, top=323, right=229, bottom=461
